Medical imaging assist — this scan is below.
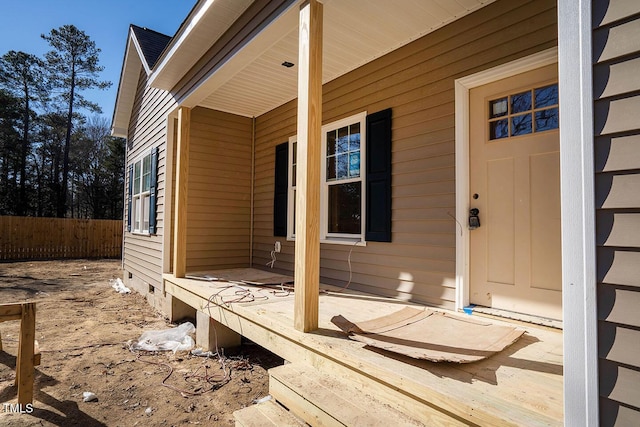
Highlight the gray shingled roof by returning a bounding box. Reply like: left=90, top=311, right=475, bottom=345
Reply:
left=131, top=25, right=172, bottom=69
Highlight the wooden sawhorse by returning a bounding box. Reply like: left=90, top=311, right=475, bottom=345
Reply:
left=0, top=302, right=40, bottom=405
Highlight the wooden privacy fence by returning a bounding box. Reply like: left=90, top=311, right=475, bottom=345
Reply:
left=0, top=216, right=123, bottom=260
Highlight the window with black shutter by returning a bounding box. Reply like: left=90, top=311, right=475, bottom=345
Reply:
left=128, top=147, right=159, bottom=235
left=278, top=109, right=392, bottom=243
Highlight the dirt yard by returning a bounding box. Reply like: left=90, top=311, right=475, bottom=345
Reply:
left=0, top=259, right=283, bottom=426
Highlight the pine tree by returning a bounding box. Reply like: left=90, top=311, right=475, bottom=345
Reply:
left=0, top=89, right=22, bottom=215
left=0, top=51, right=47, bottom=215
left=42, top=25, right=111, bottom=217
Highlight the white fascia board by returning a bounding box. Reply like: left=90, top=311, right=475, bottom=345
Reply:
left=558, top=0, right=599, bottom=425
left=130, top=30, right=152, bottom=75
left=147, top=0, right=215, bottom=89
left=111, top=34, right=143, bottom=138
left=111, top=126, right=128, bottom=138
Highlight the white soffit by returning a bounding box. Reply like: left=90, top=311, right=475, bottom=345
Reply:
left=149, top=0, right=254, bottom=90
left=196, top=0, right=495, bottom=117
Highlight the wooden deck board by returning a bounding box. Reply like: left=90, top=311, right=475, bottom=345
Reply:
left=233, top=399, right=305, bottom=427
left=164, top=269, right=563, bottom=425
left=270, top=363, right=437, bottom=426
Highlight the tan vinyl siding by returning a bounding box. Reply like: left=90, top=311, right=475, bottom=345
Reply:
left=253, top=100, right=297, bottom=274
left=593, top=1, right=640, bottom=424
left=252, top=0, right=557, bottom=308
left=123, top=68, right=178, bottom=290
left=185, top=107, right=252, bottom=271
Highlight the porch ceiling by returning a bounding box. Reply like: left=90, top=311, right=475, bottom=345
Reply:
left=186, top=0, right=495, bottom=117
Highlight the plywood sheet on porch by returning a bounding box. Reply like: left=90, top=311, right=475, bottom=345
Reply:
left=332, top=307, right=525, bottom=363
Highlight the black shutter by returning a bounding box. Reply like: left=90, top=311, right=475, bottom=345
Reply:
left=273, top=142, right=289, bottom=236
left=366, top=108, right=392, bottom=242
left=149, top=147, right=159, bottom=234
left=127, top=164, right=133, bottom=232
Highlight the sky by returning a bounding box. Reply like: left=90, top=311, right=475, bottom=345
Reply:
left=1, top=0, right=197, bottom=125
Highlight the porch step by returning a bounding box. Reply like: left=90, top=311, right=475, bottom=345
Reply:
left=233, top=398, right=306, bottom=427
left=269, top=363, right=424, bottom=427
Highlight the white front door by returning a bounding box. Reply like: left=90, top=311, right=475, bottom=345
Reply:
left=469, top=63, right=562, bottom=320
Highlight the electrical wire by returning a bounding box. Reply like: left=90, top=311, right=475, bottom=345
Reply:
left=266, top=250, right=276, bottom=268
left=205, top=284, right=269, bottom=309
left=334, top=240, right=359, bottom=293
left=135, top=351, right=253, bottom=397
left=447, top=211, right=463, bottom=236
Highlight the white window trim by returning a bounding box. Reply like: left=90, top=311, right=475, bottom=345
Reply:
left=287, top=135, right=297, bottom=241
left=287, top=112, right=367, bottom=245
left=321, top=112, right=366, bottom=243
left=131, top=150, right=152, bottom=235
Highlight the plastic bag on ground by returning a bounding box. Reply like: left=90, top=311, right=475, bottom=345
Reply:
left=83, top=391, right=98, bottom=402
left=111, top=278, right=131, bottom=294
left=131, top=322, right=196, bottom=353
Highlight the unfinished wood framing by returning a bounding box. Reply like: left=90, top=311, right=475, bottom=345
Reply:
left=173, top=107, right=191, bottom=277
left=0, top=302, right=39, bottom=405
left=294, top=0, right=323, bottom=333
left=234, top=399, right=305, bottom=426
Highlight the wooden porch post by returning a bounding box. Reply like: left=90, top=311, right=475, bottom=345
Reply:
left=173, top=107, right=191, bottom=278
left=294, top=0, right=323, bottom=332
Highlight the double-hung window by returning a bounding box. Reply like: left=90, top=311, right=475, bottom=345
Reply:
left=288, top=112, right=367, bottom=243
left=132, top=153, right=151, bottom=233
left=321, top=112, right=366, bottom=242
left=276, top=109, right=391, bottom=244
left=128, top=147, right=158, bottom=235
